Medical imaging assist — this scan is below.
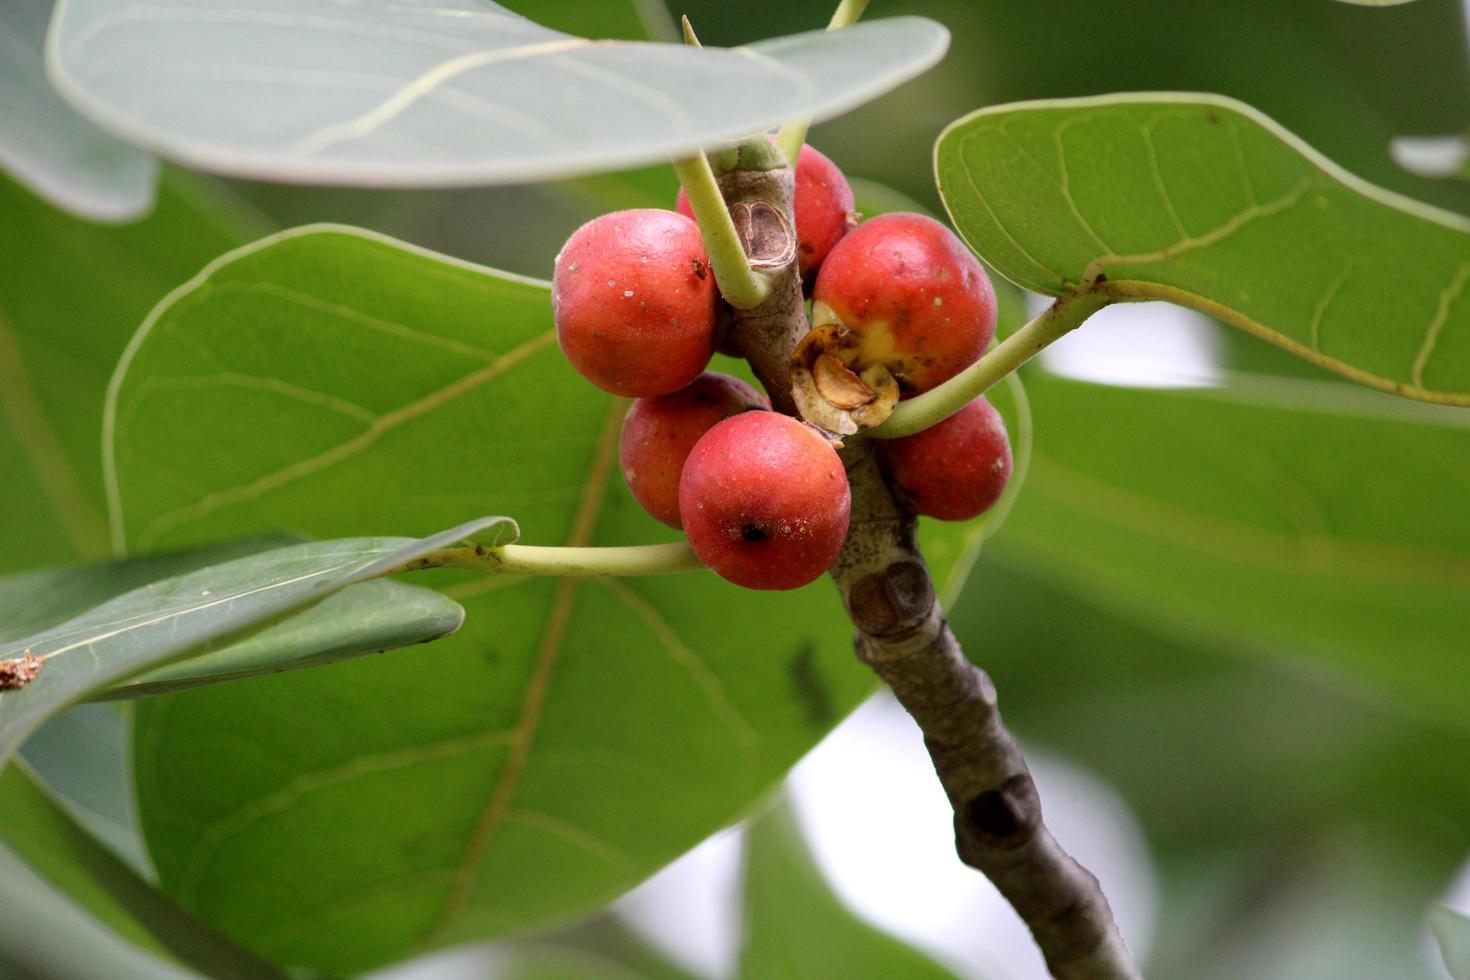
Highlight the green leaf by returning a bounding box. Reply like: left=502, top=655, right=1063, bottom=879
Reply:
left=49, top=1, right=946, bottom=186
left=0, top=763, right=286, bottom=978
left=739, top=800, right=957, bottom=980
left=0, top=518, right=502, bottom=767
left=0, top=169, right=263, bottom=574
left=0, top=535, right=464, bottom=699
left=1431, top=905, right=1470, bottom=980
left=935, top=93, right=1470, bottom=405
left=0, top=0, right=155, bottom=221
left=950, top=557, right=1470, bottom=852
left=105, top=578, right=464, bottom=700
left=500, top=946, right=660, bottom=980
left=495, top=0, right=677, bottom=42
left=109, top=226, right=874, bottom=973
left=0, top=843, right=193, bottom=980
left=0, top=535, right=299, bottom=642
left=987, top=369, right=1470, bottom=731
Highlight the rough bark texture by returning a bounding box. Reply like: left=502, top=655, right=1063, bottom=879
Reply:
left=716, top=148, right=1140, bottom=979
left=833, top=448, right=1139, bottom=980
left=713, top=164, right=804, bottom=415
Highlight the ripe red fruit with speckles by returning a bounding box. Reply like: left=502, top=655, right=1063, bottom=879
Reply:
left=620, top=372, right=770, bottom=529
left=553, top=209, right=719, bottom=397
left=680, top=412, right=851, bottom=590
left=879, top=396, right=1012, bottom=521
left=677, top=142, right=855, bottom=279
left=812, top=212, right=995, bottom=395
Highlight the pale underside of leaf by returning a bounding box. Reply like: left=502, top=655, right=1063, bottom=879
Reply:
left=0, top=0, right=155, bottom=221
left=935, top=92, right=1470, bottom=405
left=47, top=0, right=948, bottom=185
left=0, top=517, right=506, bottom=768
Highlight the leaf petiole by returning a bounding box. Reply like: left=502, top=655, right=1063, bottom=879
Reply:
left=395, top=541, right=703, bottom=578
left=870, top=289, right=1110, bottom=438
left=775, top=0, right=873, bottom=161
left=671, top=152, right=774, bottom=309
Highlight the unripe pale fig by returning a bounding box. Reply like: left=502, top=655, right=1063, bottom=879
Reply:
left=553, top=209, right=720, bottom=397
left=879, top=396, right=1012, bottom=521
left=620, top=372, right=770, bottom=529
left=680, top=412, right=851, bottom=590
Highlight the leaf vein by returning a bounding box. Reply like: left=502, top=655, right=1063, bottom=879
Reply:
left=600, top=578, right=760, bottom=777
left=133, top=329, right=555, bottom=548
left=1411, top=262, right=1470, bottom=388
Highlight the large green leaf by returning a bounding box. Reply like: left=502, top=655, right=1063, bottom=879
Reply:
left=936, top=93, right=1470, bottom=405
left=49, top=0, right=946, bottom=186
left=0, top=519, right=500, bottom=766
left=984, top=369, right=1470, bottom=731
left=0, top=763, right=284, bottom=978
left=109, top=226, right=875, bottom=973
left=0, top=0, right=155, bottom=221
left=0, top=170, right=263, bottom=574
left=0, top=540, right=466, bottom=699
left=739, top=801, right=957, bottom=980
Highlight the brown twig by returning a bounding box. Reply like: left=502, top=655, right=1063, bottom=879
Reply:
left=710, top=149, right=1140, bottom=980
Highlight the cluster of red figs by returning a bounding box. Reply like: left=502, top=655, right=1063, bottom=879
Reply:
left=552, top=143, right=1011, bottom=591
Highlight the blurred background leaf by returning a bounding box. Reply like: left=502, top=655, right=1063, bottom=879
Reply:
left=0, top=764, right=285, bottom=979
left=0, top=170, right=263, bottom=574
left=740, top=799, right=958, bottom=979
left=0, top=0, right=156, bottom=221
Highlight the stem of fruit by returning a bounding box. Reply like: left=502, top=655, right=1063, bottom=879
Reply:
left=714, top=158, right=1140, bottom=979
left=872, top=289, right=1110, bottom=439
left=392, top=541, right=701, bottom=578
left=774, top=0, right=873, bottom=162
left=671, top=153, right=773, bottom=310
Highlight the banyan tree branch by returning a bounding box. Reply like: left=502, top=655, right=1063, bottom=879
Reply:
left=710, top=151, right=1140, bottom=979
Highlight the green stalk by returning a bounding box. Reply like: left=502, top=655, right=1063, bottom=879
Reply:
left=399, top=541, right=702, bottom=578
left=775, top=0, right=873, bottom=161
left=871, top=291, right=1110, bottom=438
left=671, top=153, right=773, bottom=309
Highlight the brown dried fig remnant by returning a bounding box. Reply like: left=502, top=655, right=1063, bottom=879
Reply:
left=791, top=322, right=899, bottom=435
left=813, top=354, right=874, bottom=410
left=0, top=652, right=42, bottom=691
